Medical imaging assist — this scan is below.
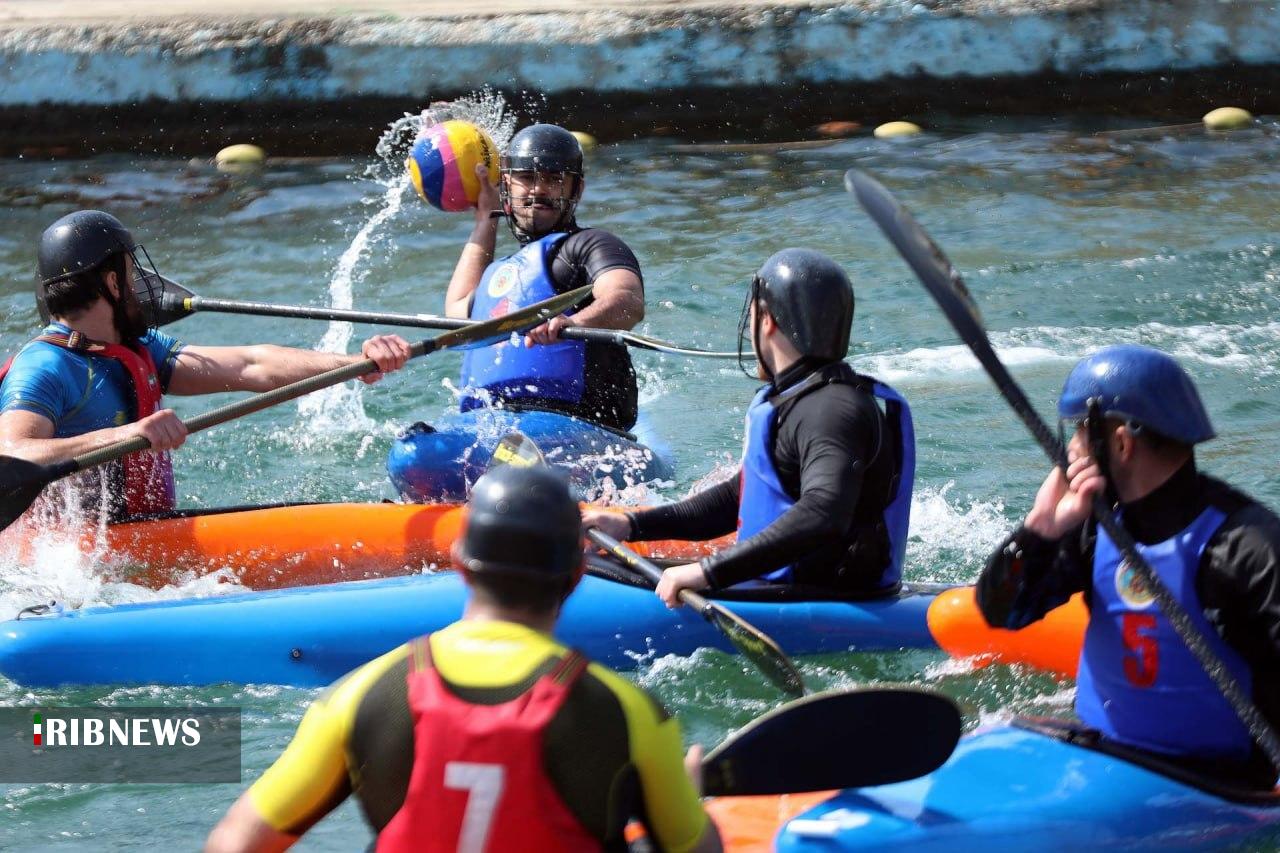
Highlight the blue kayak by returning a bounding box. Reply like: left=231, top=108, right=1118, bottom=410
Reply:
left=0, top=570, right=945, bottom=688
left=387, top=408, right=675, bottom=502
left=776, top=719, right=1280, bottom=851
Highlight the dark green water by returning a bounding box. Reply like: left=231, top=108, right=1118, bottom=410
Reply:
left=1, top=116, right=1278, bottom=849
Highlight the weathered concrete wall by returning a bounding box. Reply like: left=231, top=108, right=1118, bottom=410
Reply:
left=0, top=0, right=1276, bottom=153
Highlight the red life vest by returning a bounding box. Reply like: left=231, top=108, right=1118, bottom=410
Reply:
left=377, top=636, right=601, bottom=853
left=0, top=331, right=175, bottom=519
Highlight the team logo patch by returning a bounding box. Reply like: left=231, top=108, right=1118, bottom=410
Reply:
left=1115, top=560, right=1155, bottom=609
left=486, top=264, right=519, bottom=299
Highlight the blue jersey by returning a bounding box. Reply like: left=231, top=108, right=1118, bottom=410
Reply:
left=738, top=371, right=915, bottom=589
left=459, top=233, right=586, bottom=412
left=1076, top=506, right=1254, bottom=760
left=0, top=323, right=183, bottom=436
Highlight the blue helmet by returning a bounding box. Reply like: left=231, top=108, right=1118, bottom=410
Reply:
left=1058, top=345, right=1215, bottom=445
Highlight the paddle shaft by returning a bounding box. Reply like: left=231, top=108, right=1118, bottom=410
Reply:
left=586, top=527, right=805, bottom=697
left=62, top=285, right=591, bottom=475
left=167, top=293, right=738, bottom=358
left=846, top=169, right=1280, bottom=769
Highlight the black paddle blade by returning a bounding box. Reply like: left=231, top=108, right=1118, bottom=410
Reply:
left=702, top=601, right=805, bottom=698
left=702, top=685, right=962, bottom=796
left=846, top=169, right=1065, bottom=465
left=0, top=455, right=70, bottom=533
left=489, top=432, right=546, bottom=470
left=136, top=268, right=196, bottom=328
left=844, top=169, right=985, bottom=336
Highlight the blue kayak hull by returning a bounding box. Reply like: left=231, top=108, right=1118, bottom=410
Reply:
left=777, top=724, right=1280, bottom=851
left=0, top=574, right=942, bottom=688
left=388, top=408, right=675, bottom=501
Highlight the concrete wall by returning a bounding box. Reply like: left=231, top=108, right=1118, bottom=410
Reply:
left=2, top=0, right=1276, bottom=107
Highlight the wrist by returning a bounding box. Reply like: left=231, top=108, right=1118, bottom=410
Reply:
left=623, top=511, right=640, bottom=540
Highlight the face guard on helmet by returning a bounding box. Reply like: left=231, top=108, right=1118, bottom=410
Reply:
left=36, top=210, right=167, bottom=338
left=499, top=124, right=584, bottom=244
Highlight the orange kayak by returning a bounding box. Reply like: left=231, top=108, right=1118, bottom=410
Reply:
left=10, top=502, right=726, bottom=591
left=705, top=792, right=837, bottom=851
left=926, top=585, right=1086, bottom=679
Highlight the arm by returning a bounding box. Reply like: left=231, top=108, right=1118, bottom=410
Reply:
left=527, top=229, right=645, bottom=344
left=206, top=696, right=352, bottom=852
left=631, top=476, right=741, bottom=542
left=0, top=408, right=187, bottom=462
left=444, top=165, right=501, bottom=318
left=167, top=335, right=411, bottom=396
left=975, top=435, right=1103, bottom=628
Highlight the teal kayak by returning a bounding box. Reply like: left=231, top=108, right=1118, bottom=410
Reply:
left=0, top=568, right=947, bottom=687
left=776, top=718, right=1280, bottom=851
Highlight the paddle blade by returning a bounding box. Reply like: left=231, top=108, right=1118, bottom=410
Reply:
left=489, top=432, right=546, bottom=470
left=136, top=268, right=196, bottom=328
left=702, top=686, right=962, bottom=796
left=700, top=599, right=805, bottom=698
left=844, top=169, right=984, bottom=336
left=0, top=456, right=69, bottom=533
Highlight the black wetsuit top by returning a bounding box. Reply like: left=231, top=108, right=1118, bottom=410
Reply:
left=631, top=359, right=898, bottom=590
left=530, top=225, right=641, bottom=432
left=977, top=460, right=1280, bottom=789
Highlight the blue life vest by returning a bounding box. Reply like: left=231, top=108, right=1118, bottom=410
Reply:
left=1075, top=506, right=1253, bottom=760
left=737, top=370, right=915, bottom=589
left=459, top=233, right=585, bottom=412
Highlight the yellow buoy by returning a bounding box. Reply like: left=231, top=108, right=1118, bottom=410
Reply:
left=570, top=131, right=598, bottom=152
left=215, top=143, right=267, bottom=172
left=1202, top=107, right=1253, bottom=131
left=874, top=121, right=922, bottom=139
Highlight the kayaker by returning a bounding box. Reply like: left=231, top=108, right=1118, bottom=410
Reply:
left=0, top=210, right=412, bottom=522
left=445, top=123, right=644, bottom=433
left=977, top=344, right=1280, bottom=790
left=206, top=465, right=721, bottom=853
left=583, top=248, right=915, bottom=603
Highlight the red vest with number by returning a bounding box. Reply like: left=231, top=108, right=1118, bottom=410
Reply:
left=376, top=636, right=601, bottom=853
left=0, top=331, right=175, bottom=519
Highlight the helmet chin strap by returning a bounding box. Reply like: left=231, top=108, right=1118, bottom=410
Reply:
left=1086, top=398, right=1120, bottom=509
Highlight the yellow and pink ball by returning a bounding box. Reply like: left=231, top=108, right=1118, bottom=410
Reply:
left=406, top=120, right=499, bottom=212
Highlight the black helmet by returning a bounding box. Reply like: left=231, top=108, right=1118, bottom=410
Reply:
left=37, top=210, right=137, bottom=286
left=740, top=249, right=854, bottom=374
left=499, top=124, right=584, bottom=243
left=458, top=465, right=582, bottom=578
left=500, top=124, right=584, bottom=176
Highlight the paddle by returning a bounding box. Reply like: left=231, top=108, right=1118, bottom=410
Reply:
left=845, top=168, right=1280, bottom=769
left=144, top=271, right=739, bottom=358
left=0, top=285, right=593, bottom=535
left=587, top=527, right=805, bottom=698
left=702, top=684, right=962, bottom=795
left=485, top=430, right=804, bottom=697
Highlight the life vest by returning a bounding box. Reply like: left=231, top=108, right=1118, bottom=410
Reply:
left=459, top=233, right=586, bottom=412
left=737, top=366, right=915, bottom=589
left=0, top=330, right=175, bottom=520
left=377, top=636, right=601, bottom=853
left=1075, top=505, right=1254, bottom=760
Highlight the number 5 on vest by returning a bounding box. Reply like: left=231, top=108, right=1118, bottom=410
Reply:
left=1122, top=613, right=1159, bottom=688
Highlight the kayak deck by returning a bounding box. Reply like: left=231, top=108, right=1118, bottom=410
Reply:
left=775, top=721, right=1280, bottom=851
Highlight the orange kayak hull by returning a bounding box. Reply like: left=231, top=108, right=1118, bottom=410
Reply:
left=11, top=503, right=727, bottom=591
left=926, top=585, right=1085, bottom=679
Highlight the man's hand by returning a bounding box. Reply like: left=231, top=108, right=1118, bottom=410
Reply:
left=474, top=164, right=501, bottom=225
left=524, top=315, right=574, bottom=347
left=121, top=409, right=188, bottom=451
left=358, top=334, right=413, bottom=385
left=581, top=510, right=633, bottom=543
left=1024, top=430, right=1106, bottom=540
left=656, top=562, right=710, bottom=609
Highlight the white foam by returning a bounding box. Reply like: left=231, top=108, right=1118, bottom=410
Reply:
left=853, top=318, right=1280, bottom=385
left=906, top=483, right=1010, bottom=584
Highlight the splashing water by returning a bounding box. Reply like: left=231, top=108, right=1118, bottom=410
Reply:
left=296, top=91, right=519, bottom=443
